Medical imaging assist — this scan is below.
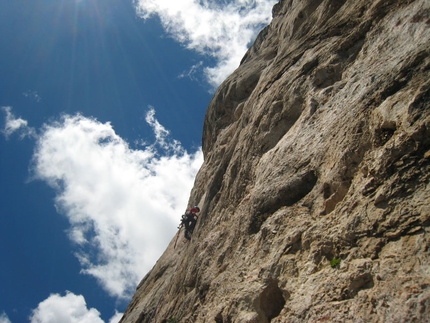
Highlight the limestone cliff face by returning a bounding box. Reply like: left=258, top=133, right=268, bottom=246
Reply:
left=121, top=0, right=430, bottom=322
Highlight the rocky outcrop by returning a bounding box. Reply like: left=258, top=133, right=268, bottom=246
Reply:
left=120, top=0, right=430, bottom=322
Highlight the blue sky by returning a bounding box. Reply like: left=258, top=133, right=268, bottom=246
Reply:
left=0, top=0, right=275, bottom=322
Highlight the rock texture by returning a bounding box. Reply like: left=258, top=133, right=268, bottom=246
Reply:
left=120, top=0, right=430, bottom=322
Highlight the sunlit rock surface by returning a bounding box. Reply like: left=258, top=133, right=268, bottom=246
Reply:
left=120, top=0, right=430, bottom=322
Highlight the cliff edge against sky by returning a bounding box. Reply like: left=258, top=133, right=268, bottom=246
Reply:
left=120, top=0, right=430, bottom=322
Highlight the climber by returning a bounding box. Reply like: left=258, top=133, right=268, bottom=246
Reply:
left=181, top=206, right=200, bottom=240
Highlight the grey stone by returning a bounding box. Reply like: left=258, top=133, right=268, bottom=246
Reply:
left=120, top=0, right=430, bottom=322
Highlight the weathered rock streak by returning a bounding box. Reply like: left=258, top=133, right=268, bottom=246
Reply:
left=121, top=0, right=430, bottom=322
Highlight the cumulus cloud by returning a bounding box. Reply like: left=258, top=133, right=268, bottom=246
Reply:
left=1, top=106, right=36, bottom=139
left=134, top=0, right=277, bottom=87
left=31, top=108, right=203, bottom=299
left=108, top=311, right=124, bottom=323
left=0, top=312, right=11, bottom=323
left=30, top=292, right=124, bottom=323
left=30, top=292, right=104, bottom=323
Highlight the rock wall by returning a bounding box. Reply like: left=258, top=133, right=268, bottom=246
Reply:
left=120, top=0, right=430, bottom=322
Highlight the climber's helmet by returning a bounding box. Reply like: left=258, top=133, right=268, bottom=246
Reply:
left=191, top=206, right=200, bottom=213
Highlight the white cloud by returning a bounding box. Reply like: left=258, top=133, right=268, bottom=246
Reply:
left=30, top=292, right=104, bottom=323
left=178, top=61, right=204, bottom=81
left=0, top=312, right=11, bottom=323
left=31, top=108, right=203, bottom=299
left=23, top=90, right=42, bottom=102
left=1, top=106, right=36, bottom=139
left=30, top=292, right=124, bottom=323
left=135, top=0, right=277, bottom=87
left=108, top=311, right=123, bottom=323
